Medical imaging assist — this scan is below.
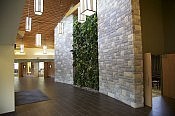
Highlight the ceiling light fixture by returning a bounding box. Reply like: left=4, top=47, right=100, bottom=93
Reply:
left=78, top=6, right=86, bottom=23
left=58, top=22, right=64, bottom=34
left=26, top=17, right=32, bottom=32
left=80, top=0, right=96, bottom=16
left=36, top=22, right=42, bottom=47
left=20, top=37, right=24, bottom=53
left=20, top=44, right=24, bottom=53
left=26, top=0, right=32, bottom=32
left=36, top=34, right=42, bottom=47
left=43, top=45, right=47, bottom=54
left=34, top=0, right=43, bottom=15
left=43, top=36, right=47, bottom=54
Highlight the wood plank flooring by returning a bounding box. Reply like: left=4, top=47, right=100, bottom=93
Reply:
left=1, top=77, right=175, bottom=116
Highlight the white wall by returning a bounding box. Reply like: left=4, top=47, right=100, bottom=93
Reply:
left=0, top=45, right=14, bottom=114
left=15, top=48, right=54, bottom=59
left=0, top=0, right=25, bottom=114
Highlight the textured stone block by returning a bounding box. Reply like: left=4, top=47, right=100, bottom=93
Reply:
left=54, top=15, right=73, bottom=85
left=98, top=0, right=143, bottom=108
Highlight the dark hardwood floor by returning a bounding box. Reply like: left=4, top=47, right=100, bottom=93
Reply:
left=1, top=77, right=175, bottom=116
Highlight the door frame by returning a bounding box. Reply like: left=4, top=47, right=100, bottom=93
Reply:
left=144, top=53, right=152, bottom=107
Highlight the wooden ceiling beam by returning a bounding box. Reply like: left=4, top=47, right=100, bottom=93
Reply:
left=65, top=2, right=80, bottom=17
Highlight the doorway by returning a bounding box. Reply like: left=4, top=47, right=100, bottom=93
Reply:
left=144, top=53, right=162, bottom=107
left=39, top=62, right=44, bottom=77
left=144, top=53, right=175, bottom=107
left=16, top=61, right=55, bottom=78
left=18, top=62, right=34, bottom=77
left=151, top=55, right=162, bottom=98
left=44, top=62, right=55, bottom=78
left=14, top=63, right=19, bottom=77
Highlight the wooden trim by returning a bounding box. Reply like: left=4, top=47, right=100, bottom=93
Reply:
left=65, top=2, right=80, bottom=17
left=162, top=54, right=175, bottom=99
left=144, top=53, right=152, bottom=107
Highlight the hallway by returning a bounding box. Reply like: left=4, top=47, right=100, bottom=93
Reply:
left=1, top=77, right=174, bottom=116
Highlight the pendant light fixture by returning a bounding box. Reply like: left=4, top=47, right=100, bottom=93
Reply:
left=80, top=0, right=96, bottom=16
left=34, top=0, right=43, bottom=15
left=36, top=34, right=42, bottom=47
left=36, top=22, right=42, bottom=47
left=20, top=38, right=24, bottom=53
left=78, top=6, right=86, bottom=23
left=58, top=22, right=64, bottom=34
left=26, top=17, right=32, bottom=31
left=20, top=44, right=24, bottom=53
left=43, top=45, right=47, bottom=54
left=43, top=36, right=47, bottom=54
left=26, top=0, right=32, bottom=32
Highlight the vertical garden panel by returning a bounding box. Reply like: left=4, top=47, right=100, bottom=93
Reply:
left=73, top=13, right=99, bottom=90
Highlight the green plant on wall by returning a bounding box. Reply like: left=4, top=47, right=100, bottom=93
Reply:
left=72, top=13, right=99, bottom=90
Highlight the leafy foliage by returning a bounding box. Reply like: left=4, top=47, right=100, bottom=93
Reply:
left=72, top=13, right=99, bottom=90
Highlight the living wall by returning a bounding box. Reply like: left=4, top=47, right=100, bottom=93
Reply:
left=72, top=13, right=99, bottom=90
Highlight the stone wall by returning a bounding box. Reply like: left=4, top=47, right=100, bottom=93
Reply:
left=97, top=0, right=143, bottom=108
left=132, top=0, right=144, bottom=108
left=54, top=15, right=74, bottom=84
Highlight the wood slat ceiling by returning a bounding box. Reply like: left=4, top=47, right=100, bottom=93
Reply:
left=16, top=0, right=79, bottom=49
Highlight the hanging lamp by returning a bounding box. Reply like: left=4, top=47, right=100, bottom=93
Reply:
left=34, top=0, right=43, bottom=15
left=26, top=0, right=32, bottom=32
left=78, top=7, right=86, bottom=23
left=20, top=44, right=24, bottom=53
left=26, top=17, right=32, bottom=32
left=43, top=36, right=47, bottom=54
left=20, top=37, right=24, bottom=53
left=80, top=0, right=96, bottom=16
left=58, top=22, right=64, bottom=34
left=36, top=21, right=42, bottom=47
left=36, top=34, right=42, bottom=47
left=43, top=45, right=47, bottom=54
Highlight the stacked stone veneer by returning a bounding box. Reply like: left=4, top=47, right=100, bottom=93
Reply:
left=97, top=0, right=143, bottom=108
left=54, top=15, right=73, bottom=84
